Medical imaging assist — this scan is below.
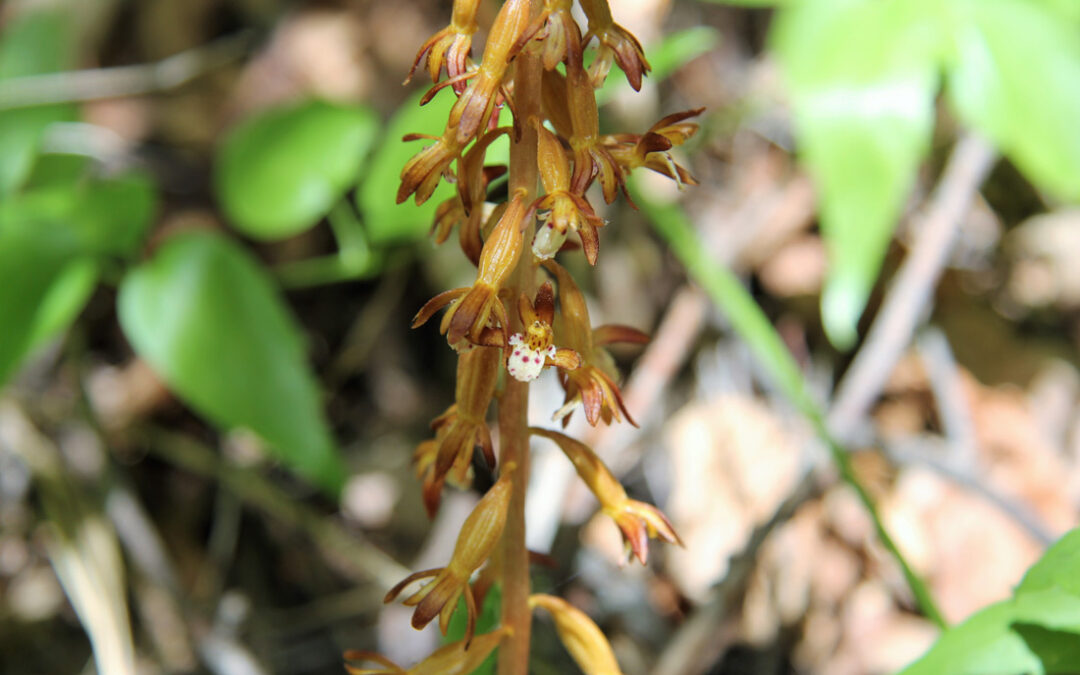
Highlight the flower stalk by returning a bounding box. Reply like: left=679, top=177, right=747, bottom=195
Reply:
left=355, top=0, right=702, bottom=671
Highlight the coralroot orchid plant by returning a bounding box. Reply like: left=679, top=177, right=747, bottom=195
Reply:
left=347, top=0, right=700, bottom=672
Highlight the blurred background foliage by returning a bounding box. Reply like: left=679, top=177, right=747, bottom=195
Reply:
left=0, top=0, right=1079, bottom=673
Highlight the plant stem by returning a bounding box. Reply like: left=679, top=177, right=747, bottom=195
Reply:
left=497, top=15, right=542, bottom=675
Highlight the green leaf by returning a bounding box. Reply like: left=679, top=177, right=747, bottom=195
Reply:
left=945, top=0, right=1080, bottom=202
left=358, top=88, right=457, bottom=245
left=23, top=153, right=93, bottom=189
left=0, top=227, right=92, bottom=386
left=1018, top=528, right=1080, bottom=597
left=900, top=600, right=1041, bottom=675
left=900, top=588, right=1080, bottom=675
left=27, top=259, right=98, bottom=350
left=0, top=10, right=77, bottom=195
left=1013, top=624, right=1080, bottom=674
left=0, top=173, right=157, bottom=257
left=772, top=0, right=943, bottom=348
left=216, top=100, right=379, bottom=241
left=648, top=27, right=722, bottom=81
left=77, top=174, right=157, bottom=256
left=446, top=585, right=502, bottom=675
left=117, top=231, right=346, bottom=494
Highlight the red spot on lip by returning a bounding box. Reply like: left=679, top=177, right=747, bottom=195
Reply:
left=534, top=357, right=541, bottom=364
left=522, top=356, right=529, bottom=362
left=514, top=350, right=520, bottom=355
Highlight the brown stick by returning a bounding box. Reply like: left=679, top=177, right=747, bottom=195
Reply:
left=497, top=12, right=542, bottom=673
left=827, top=134, right=996, bottom=442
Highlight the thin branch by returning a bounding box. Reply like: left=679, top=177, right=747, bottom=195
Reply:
left=0, top=31, right=255, bottom=110
left=828, top=134, right=997, bottom=442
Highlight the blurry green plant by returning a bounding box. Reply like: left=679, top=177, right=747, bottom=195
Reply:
left=708, top=0, right=1080, bottom=348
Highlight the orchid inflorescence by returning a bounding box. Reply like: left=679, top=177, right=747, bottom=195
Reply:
left=350, top=0, right=699, bottom=671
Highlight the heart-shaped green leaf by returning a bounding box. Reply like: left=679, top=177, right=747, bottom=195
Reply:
left=118, top=231, right=346, bottom=494
left=216, top=100, right=379, bottom=241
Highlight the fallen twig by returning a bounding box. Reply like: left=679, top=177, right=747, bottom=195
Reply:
left=828, top=134, right=997, bottom=442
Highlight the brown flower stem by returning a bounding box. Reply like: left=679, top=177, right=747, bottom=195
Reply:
left=497, top=12, right=541, bottom=675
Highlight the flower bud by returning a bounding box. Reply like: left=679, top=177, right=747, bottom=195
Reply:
left=579, top=0, right=651, bottom=90
left=384, top=474, right=513, bottom=643
left=529, top=594, right=624, bottom=675
left=345, top=626, right=511, bottom=675
left=405, top=0, right=481, bottom=90
left=530, top=428, right=680, bottom=563
left=448, top=0, right=530, bottom=145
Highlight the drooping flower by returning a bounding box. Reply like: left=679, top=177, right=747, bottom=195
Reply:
left=444, top=0, right=530, bottom=146
left=513, top=0, right=582, bottom=72
left=530, top=428, right=681, bottom=564
left=431, top=128, right=509, bottom=266
left=505, top=283, right=580, bottom=382
left=531, top=121, right=605, bottom=264
left=545, top=260, right=647, bottom=426
left=405, top=0, right=481, bottom=93
left=529, top=595, right=624, bottom=675
left=413, top=345, right=500, bottom=516
left=345, top=626, right=511, bottom=675
left=602, top=108, right=704, bottom=189
left=384, top=474, right=513, bottom=643
left=562, top=32, right=626, bottom=204
left=412, top=190, right=532, bottom=348
left=579, top=0, right=651, bottom=91
left=397, top=129, right=464, bottom=206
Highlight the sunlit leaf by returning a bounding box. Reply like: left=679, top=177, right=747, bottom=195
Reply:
left=900, top=600, right=1039, bottom=675
left=902, top=528, right=1080, bottom=675
left=216, top=100, right=379, bottom=241
left=772, top=0, right=943, bottom=348
left=118, top=231, right=346, bottom=495
left=945, top=0, right=1080, bottom=202
left=0, top=9, right=77, bottom=195
left=1017, top=528, right=1080, bottom=597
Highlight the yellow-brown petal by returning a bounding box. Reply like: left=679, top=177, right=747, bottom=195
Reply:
left=412, top=287, right=468, bottom=329
left=344, top=649, right=403, bottom=675
left=591, top=324, right=649, bottom=346
left=410, top=627, right=511, bottom=675
left=529, top=594, right=625, bottom=675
